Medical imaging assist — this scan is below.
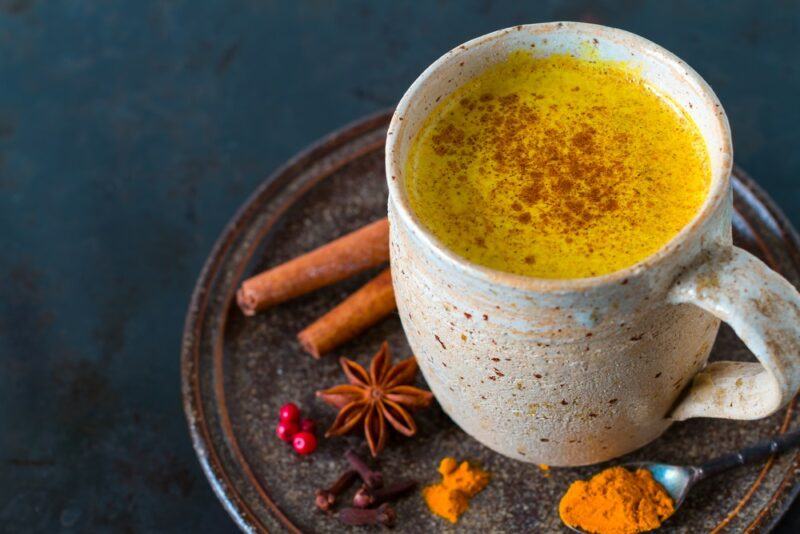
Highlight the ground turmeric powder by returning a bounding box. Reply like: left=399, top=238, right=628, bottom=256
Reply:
left=559, top=466, right=674, bottom=534
left=538, top=463, right=551, bottom=478
left=423, top=457, right=490, bottom=523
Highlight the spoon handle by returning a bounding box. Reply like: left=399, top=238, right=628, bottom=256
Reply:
left=697, top=428, right=800, bottom=480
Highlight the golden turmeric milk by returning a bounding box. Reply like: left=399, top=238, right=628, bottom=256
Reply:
left=405, top=51, right=710, bottom=279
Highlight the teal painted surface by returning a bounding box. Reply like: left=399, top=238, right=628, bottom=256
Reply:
left=0, top=1, right=797, bottom=531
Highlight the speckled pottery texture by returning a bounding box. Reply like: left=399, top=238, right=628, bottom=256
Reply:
left=386, top=23, right=800, bottom=466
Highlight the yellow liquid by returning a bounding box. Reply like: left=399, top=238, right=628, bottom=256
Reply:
left=405, top=51, right=711, bottom=279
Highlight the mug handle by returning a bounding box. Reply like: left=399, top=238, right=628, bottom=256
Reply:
left=667, top=245, right=800, bottom=420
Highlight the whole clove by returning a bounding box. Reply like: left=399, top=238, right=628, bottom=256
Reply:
left=345, top=449, right=383, bottom=489
left=338, top=503, right=396, bottom=527
left=353, top=479, right=418, bottom=508
left=316, top=469, right=359, bottom=512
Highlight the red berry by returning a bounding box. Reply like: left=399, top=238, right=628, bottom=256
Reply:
left=276, top=420, right=299, bottom=442
left=292, top=431, right=317, bottom=455
left=279, top=403, right=300, bottom=422
left=300, top=418, right=316, bottom=433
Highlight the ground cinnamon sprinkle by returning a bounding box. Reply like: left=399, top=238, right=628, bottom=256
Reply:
left=559, top=466, right=674, bottom=534
left=423, top=457, right=490, bottom=523
left=404, top=51, right=710, bottom=279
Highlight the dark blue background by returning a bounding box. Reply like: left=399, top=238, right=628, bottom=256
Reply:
left=1, top=1, right=798, bottom=531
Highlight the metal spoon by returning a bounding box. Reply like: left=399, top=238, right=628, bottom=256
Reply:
left=566, top=428, right=800, bottom=533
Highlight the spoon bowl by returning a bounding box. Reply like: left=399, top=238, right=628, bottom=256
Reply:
left=564, top=462, right=698, bottom=534
left=562, top=428, right=800, bottom=533
left=623, top=462, right=699, bottom=509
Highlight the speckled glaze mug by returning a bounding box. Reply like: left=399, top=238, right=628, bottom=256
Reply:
left=385, top=22, right=800, bottom=466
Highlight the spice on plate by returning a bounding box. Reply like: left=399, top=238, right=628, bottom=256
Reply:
left=423, top=457, right=490, bottom=523
left=317, top=449, right=418, bottom=523
left=353, top=479, right=417, bottom=508
left=345, top=449, right=383, bottom=489
left=316, top=469, right=359, bottom=512
left=559, top=466, right=674, bottom=534
left=338, top=503, right=396, bottom=527
left=291, top=431, right=317, bottom=455
left=316, top=342, right=433, bottom=457
left=273, top=402, right=318, bottom=455
left=236, top=218, right=389, bottom=315
left=298, top=268, right=396, bottom=358
left=538, top=463, right=551, bottom=477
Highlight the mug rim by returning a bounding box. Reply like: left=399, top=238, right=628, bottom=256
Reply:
left=386, top=21, right=733, bottom=293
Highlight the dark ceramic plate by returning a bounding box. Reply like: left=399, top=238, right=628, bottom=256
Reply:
left=182, top=111, right=800, bottom=533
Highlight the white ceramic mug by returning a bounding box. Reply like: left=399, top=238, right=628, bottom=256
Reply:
left=385, top=22, right=800, bottom=466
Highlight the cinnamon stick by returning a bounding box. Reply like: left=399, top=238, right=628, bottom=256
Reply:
left=298, top=268, right=396, bottom=358
left=237, top=218, right=389, bottom=316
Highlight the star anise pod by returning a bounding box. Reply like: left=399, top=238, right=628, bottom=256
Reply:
left=316, top=341, right=433, bottom=457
